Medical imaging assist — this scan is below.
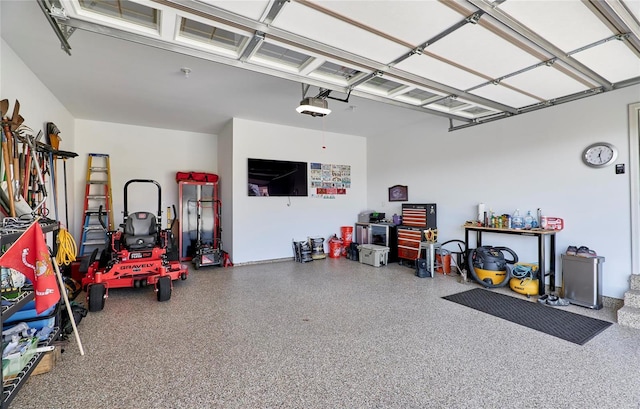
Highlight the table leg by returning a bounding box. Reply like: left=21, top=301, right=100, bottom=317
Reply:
left=549, top=234, right=556, bottom=291
left=538, top=235, right=545, bottom=296
left=464, top=229, right=470, bottom=259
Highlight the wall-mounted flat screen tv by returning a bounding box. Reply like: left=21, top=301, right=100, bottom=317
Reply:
left=248, top=158, right=308, bottom=197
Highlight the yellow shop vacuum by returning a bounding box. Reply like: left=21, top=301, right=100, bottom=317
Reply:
left=468, top=246, right=518, bottom=288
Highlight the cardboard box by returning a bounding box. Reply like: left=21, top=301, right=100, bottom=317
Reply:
left=358, top=244, right=390, bottom=267
left=541, top=217, right=564, bottom=231
left=32, top=348, right=60, bottom=376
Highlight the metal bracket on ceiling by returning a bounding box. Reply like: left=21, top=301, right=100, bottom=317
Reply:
left=239, top=31, right=266, bottom=61
left=348, top=71, right=384, bottom=90
left=37, top=0, right=72, bottom=55
left=301, top=85, right=351, bottom=104
left=301, top=83, right=311, bottom=99
left=59, top=25, right=77, bottom=40
left=323, top=89, right=351, bottom=104
left=567, top=33, right=631, bottom=56
left=390, top=11, right=485, bottom=67
left=466, top=57, right=558, bottom=92
left=465, top=11, right=483, bottom=25
left=262, top=0, right=290, bottom=25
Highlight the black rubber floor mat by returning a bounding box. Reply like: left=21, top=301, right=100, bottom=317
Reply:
left=442, top=288, right=612, bottom=345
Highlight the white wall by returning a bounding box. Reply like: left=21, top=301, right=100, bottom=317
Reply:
left=73, top=119, right=216, bottom=244
left=230, top=118, right=367, bottom=264
left=217, top=119, right=233, bottom=259
left=0, top=39, right=76, bottom=230
left=368, top=85, right=640, bottom=299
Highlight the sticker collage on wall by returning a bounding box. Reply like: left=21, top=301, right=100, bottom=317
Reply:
left=309, top=162, right=351, bottom=199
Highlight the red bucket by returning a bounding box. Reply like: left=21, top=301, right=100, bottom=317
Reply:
left=328, top=237, right=343, bottom=258
left=341, top=240, right=352, bottom=257
left=436, top=253, right=451, bottom=274
left=340, top=226, right=354, bottom=243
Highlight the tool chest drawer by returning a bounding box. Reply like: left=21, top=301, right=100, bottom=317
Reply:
left=401, top=203, right=437, bottom=228
left=397, top=228, right=423, bottom=261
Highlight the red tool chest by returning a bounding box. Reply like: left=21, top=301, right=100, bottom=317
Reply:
left=401, top=203, right=437, bottom=228
left=397, top=227, right=424, bottom=261
left=397, top=204, right=437, bottom=263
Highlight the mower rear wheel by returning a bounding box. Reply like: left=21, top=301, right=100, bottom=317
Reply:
left=193, top=258, right=201, bottom=270
left=88, top=283, right=106, bottom=312
left=157, top=276, right=171, bottom=302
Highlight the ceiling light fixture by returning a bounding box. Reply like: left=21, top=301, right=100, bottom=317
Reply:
left=296, top=97, right=331, bottom=117
left=181, top=67, right=191, bottom=78
left=296, top=83, right=332, bottom=117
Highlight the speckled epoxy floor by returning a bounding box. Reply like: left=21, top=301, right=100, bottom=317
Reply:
left=8, top=258, right=640, bottom=408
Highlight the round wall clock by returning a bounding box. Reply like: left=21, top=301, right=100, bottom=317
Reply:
left=582, top=142, right=617, bottom=168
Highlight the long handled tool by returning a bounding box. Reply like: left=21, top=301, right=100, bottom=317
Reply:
left=51, top=254, right=85, bottom=356
left=20, top=130, right=47, bottom=214
left=0, top=100, right=8, bottom=119
left=0, top=100, right=23, bottom=216
left=1, top=128, right=16, bottom=217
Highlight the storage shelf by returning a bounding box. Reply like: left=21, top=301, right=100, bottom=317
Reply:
left=2, top=327, right=61, bottom=407
left=1, top=291, right=35, bottom=317
left=0, top=219, right=58, bottom=244
left=1, top=220, right=61, bottom=409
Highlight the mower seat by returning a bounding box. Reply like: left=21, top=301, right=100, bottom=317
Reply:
left=123, top=212, right=158, bottom=250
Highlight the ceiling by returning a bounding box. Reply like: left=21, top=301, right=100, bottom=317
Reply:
left=2, top=0, right=640, bottom=136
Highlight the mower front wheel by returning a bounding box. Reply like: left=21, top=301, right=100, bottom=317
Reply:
left=157, top=276, right=171, bottom=302
left=193, top=258, right=201, bottom=270
left=88, top=283, right=106, bottom=312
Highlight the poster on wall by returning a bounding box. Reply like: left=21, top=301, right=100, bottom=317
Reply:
left=309, top=162, right=351, bottom=199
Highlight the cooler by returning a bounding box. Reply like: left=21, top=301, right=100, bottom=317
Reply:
left=358, top=244, right=390, bottom=267
left=561, top=254, right=605, bottom=309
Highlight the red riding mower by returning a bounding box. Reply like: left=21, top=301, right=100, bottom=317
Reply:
left=82, top=179, right=188, bottom=312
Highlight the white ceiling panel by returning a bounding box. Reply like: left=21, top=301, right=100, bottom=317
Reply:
left=200, top=1, right=271, bottom=21
left=470, top=83, right=539, bottom=108
left=502, top=63, right=590, bottom=101
left=572, top=40, right=640, bottom=83
left=272, top=1, right=410, bottom=64
left=426, top=23, right=542, bottom=79
left=395, top=54, right=487, bottom=91
left=498, top=0, right=615, bottom=53
left=307, top=0, right=463, bottom=46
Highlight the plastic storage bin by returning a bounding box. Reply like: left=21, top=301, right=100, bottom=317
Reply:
left=561, top=254, right=605, bottom=309
left=358, top=244, right=390, bottom=267
left=3, top=301, right=56, bottom=331
left=2, top=337, right=37, bottom=380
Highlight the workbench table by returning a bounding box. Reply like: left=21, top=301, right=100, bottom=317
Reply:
left=464, top=225, right=558, bottom=295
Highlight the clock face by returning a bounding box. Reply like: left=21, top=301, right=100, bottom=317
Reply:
left=582, top=142, right=617, bottom=168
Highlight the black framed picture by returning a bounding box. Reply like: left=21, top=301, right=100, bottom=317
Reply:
left=388, top=185, right=408, bottom=202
